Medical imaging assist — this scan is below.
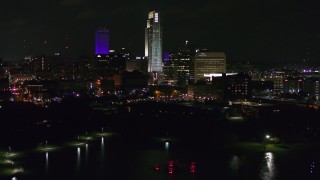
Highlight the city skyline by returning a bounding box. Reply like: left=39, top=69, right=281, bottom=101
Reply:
left=1, top=0, right=320, bottom=66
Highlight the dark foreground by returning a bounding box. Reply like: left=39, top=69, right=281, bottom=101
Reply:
left=1, top=98, right=320, bottom=179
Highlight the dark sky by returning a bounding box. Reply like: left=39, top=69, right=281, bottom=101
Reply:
left=1, top=0, right=320, bottom=65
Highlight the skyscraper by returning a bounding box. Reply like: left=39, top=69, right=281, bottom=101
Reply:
left=95, top=27, right=110, bottom=55
left=145, top=11, right=163, bottom=81
left=163, top=41, right=195, bottom=87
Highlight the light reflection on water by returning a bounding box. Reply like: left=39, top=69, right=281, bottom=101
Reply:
left=101, top=137, right=105, bottom=157
left=77, top=147, right=81, bottom=160
left=261, top=152, right=276, bottom=180
left=14, top=135, right=320, bottom=180
left=45, top=152, right=48, bottom=173
left=230, top=155, right=240, bottom=172
left=85, top=144, right=88, bottom=161
left=77, top=147, right=81, bottom=172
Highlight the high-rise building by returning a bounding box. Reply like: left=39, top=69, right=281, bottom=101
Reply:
left=145, top=11, right=163, bottom=80
left=194, top=52, right=226, bottom=83
left=95, top=27, right=110, bottom=55
left=163, top=41, right=195, bottom=86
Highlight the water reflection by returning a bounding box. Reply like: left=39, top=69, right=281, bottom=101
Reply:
left=45, top=152, right=49, bottom=173
left=101, top=137, right=105, bottom=157
left=261, top=152, right=275, bottom=180
left=77, top=147, right=81, bottom=166
left=230, top=156, right=240, bottom=172
left=85, top=144, right=89, bottom=161
left=15, top=132, right=320, bottom=180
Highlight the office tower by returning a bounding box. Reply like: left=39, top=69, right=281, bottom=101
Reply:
left=95, top=27, right=110, bottom=55
left=212, top=73, right=252, bottom=100
left=145, top=11, right=163, bottom=82
left=194, top=52, right=226, bottom=83
left=163, top=41, right=195, bottom=86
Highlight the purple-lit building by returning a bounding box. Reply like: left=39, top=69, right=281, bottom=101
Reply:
left=95, top=27, right=110, bottom=55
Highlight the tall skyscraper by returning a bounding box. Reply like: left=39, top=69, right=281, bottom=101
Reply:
left=145, top=11, right=163, bottom=79
left=95, top=27, right=110, bottom=55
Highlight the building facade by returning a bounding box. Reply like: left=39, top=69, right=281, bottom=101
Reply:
left=145, top=11, right=163, bottom=81
left=95, top=27, right=110, bottom=55
left=194, top=52, right=226, bottom=83
left=163, top=42, right=194, bottom=87
left=212, top=73, right=252, bottom=100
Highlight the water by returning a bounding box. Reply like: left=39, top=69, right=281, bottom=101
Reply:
left=6, top=135, right=320, bottom=180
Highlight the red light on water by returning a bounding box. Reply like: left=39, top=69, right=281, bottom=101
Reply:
left=190, top=162, right=196, bottom=173
left=168, top=160, right=174, bottom=174
left=154, top=164, right=160, bottom=171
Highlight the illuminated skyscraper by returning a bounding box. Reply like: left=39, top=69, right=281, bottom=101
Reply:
left=95, top=27, right=110, bottom=55
left=145, top=11, right=163, bottom=79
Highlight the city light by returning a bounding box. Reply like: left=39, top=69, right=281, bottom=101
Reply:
left=0, top=3, right=319, bottom=179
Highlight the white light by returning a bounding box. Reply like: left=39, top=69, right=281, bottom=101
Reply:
left=154, top=13, right=159, bottom=22
left=264, top=152, right=274, bottom=178
left=165, top=141, right=169, bottom=150
left=86, top=144, right=89, bottom=158
left=155, top=13, right=159, bottom=22
left=266, top=135, right=270, bottom=139
left=46, top=152, right=49, bottom=169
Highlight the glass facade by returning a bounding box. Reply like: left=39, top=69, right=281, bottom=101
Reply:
left=145, top=11, right=163, bottom=73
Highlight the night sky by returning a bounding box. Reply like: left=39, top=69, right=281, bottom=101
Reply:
left=1, top=0, right=320, bottom=65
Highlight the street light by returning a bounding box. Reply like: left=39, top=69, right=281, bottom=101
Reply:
left=264, top=134, right=270, bottom=152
